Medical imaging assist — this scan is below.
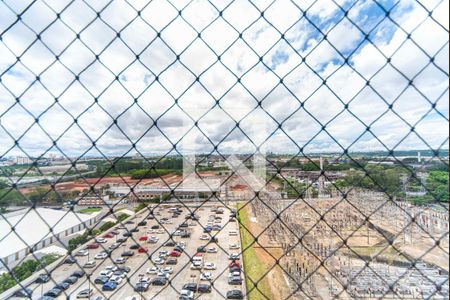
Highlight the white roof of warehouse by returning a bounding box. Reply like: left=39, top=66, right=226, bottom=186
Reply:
left=0, top=208, right=94, bottom=259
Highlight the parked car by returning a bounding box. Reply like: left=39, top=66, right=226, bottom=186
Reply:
left=95, top=252, right=108, bottom=260
left=110, top=275, right=123, bottom=284
left=226, top=290, right=244, bottom=299
left=153, top=257, right=165, bottom=265
left=204, top=262, right=217, bottom=270
left=228, top=276, right=243, bottom=285
left=138, top=246, right=148, bottom=253
left=109, top=242, right=120, bottom=250
left=148, top=236, right=159, bottom=243
left=54, top=282, right=70, bottom=290
left=122, top=251, right=135, bottom=257
left=35, top=274, right=50, bottom=283
left=182, top=283, right=198, bottom=292
left=229, top=244, right=240, bottom=250
left=63, top=276, right=78, bottom=284
left=164, top=241, right=176, bottom=247
left=151, top=277, right=167, bottom=286
left=170, top=250, right=181, bottom=257
left=83, top=261, right=96, bottom=268
left=87, top=243, right=100, bottom=249
left=44, top=288, right=62, bottom=298
left=229, top=254, right=240, bottom=260
left=95, top=237, right=107, bottom=243
left=179, top=289, right=194, bottom=299
left=119, top=266, right=131, bottom=273
left=129, top=244, right=140, bottom=250
left=64, top=256, right=76, bottom=264
left=75, top=249, right=89, bottom=256
left=134, top=282, right=150, bottom=292
left=71, top=270, right=85, bottom=278
left=197, top=246, right=206, bottom=253
left=207, top=247, right=218, bottom=253
left=200, top=272, right=213, bottom=281
left=103, top=233, right=114, bottom=238
left=12, top=288, right=33, bottom=298
left=147, top=267, right=159, bottom=274
left=94, top=276, right=110, bottom=285
left=99, top=270, right=114, bottom=278
left=102, top=281, right=117, bottom=291
left=198, top=284, right=212, bottom=293
left=76, top=288, right=93, bottom=298
left=114, top=257, right=127, bottom=264
left=166, top=258, right=178, bottom=265
left=139, top=236, right=148, bottom=241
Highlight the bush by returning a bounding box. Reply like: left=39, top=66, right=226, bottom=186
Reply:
left=0, top=254, right=60, bottom=293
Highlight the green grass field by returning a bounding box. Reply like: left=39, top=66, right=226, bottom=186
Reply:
left=237, top=203, right=274, bottom=300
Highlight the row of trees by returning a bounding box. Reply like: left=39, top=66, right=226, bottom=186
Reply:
left=0, top=254, right=60, bottom=293
left=68, top=213, right=129, bottom=251
left=85, top=157, right=184, bottom=178
left=0, top=186, right=79, bottom=208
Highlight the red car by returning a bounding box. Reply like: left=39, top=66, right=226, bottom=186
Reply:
left=103, top=233, right=114, bottom=238
left=194, top=253, right=203, bottom=257
left=87, top=243, right=100, bottom=249
left=138, top=247, right=148, bottom=253
left=229, top=261, right=241, bottom=268
left=169, top=250, right=181, bottom=257
left=139, top=236, right=148, bottom=241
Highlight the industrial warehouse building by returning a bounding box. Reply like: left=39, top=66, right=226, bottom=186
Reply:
left=0, top=208, right=99, bottom=269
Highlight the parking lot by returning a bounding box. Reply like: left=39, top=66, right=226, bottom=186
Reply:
left=24, top=202, right=246, bottom=300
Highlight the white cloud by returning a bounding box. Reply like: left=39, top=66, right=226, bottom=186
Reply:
left=0, top=0, right=448, bottom=158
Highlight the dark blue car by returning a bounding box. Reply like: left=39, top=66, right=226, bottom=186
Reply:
left=102, top=281, right=117, bottom=291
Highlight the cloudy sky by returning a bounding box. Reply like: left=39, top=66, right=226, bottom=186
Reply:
left=0, top=0, right=448, bottom=159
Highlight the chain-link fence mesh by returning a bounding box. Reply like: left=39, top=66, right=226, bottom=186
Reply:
left=0, top=0, right=448, bottom=299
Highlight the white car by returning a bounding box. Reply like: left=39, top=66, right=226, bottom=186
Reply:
left=162, top=267, right=173, bottom=274
left=228, top=271, right=241, bottom=278
left=146, top=267, right=159, bottom=274
left=99, top=270, right=113, bottom=278
left=110, top=275, right=123, bottom=284
left=76, top=288, right=93, bottom=298
left=83, top=261, right=96, bottom=268
left=180, top=289, right=194, bottom=299
left=190, top=263, right=202, bottom=270
left=204, top=262, right=217, bottom=270
left=157, top=271, right=170, bottom=279
left=105, top=265, right=118, bottom=272
left=229, top=253, right=240, bottom=260
left=109, top=243, right=120, bottom=250
left=95, top=252, right=108, bottom=260
left=229, top=244, right=240, bottom=250
left=200, top=235, right=209, bottom=240
left=153, top=258, right=165, bottom=265
left=139, top=276, right=151, bottom=284
left=200, top=272, right=213, bottom=281
left=114, top=257, right=127, bottom=264
left=95, top=237, right=107, bottom=243
left=75, top=249, right=89, bottom=256
left=207, top=247, right=218, bottom=253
